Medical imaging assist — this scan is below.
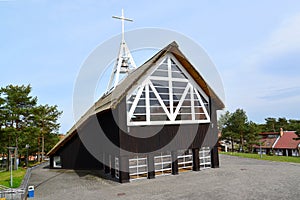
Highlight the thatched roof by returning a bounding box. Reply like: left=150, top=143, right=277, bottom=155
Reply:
left=47, top=41, right=224, bottom=156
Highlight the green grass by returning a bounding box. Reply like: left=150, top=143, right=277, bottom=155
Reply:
left=0, top=168, right=26, bottom=188
left=221, top=152, right=300, bottom=163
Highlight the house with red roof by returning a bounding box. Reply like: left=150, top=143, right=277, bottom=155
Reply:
left=254, top=129, right=300, bottom=156
left=253, top=132, right=279, bottom=155
left=273, top=131, right=300, bottom=156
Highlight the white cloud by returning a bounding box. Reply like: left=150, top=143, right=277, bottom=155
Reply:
left=265, top=13, right=300, bottom=55
left=223, top=13, right=300, bottom=121
left=246, top=13, right=300, bottom=69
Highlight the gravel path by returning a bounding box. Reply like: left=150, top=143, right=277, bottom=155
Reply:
left=28, top=154, right=300, bottom=200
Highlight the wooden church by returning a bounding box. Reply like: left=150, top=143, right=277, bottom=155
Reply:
left=48, top=10, right=224, bottom=183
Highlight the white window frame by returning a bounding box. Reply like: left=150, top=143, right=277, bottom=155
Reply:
left=275, top=149, right=283, bottom=156
left=177, top=150, right=193, bottom=171
left=292, top=149, right=299, bottom=157
left=115, top=157, right=119, bottom=179
left=126, top=54, right=210, bottom=126
left=53, top=156, right=62, bottom=168
left=154, top=152, right=172, bottom=176
left=257, top=148, right=266, bottom=155
left=199, top=147, right=211, bottom=170
left=129, top=156, right=148, bottom=180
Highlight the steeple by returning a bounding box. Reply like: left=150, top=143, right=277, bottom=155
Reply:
left=107, top=9, right=136, bottom=92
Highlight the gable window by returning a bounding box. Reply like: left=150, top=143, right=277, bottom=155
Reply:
left=127, top=54, right=210, bottom=126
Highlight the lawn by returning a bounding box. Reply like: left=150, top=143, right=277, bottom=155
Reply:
left=221, top=152, right=300, bottom=163
left=0, top=168, right=26, bottom=188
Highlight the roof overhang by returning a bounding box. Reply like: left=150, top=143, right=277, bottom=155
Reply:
left=47, top=41, right=225, bottom=156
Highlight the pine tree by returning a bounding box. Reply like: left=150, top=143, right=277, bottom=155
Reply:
left=32, top=104, right=62, bottom=161
left=221, top=109, right=248, bottom=152
left=288, top=119, right=300, bottom=140
left=217, top=111, right=231, bottom=132
left=245, top=121, right=261, bottom=152
left=0, top=84, right=62, bottom=169
left=0, top=85, right=37, bottom=169
left=264, top=117, right=277, bottom=132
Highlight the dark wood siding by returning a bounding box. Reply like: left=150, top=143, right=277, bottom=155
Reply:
left=116, top=99, right=216, bottom=155
left=50, top=94, right=220, bottom=172
left=200, top=99, right=219, bottom=148
left=56, top=132, right=102, bottom=170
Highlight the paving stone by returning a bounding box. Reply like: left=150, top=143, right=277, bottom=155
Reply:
left=28, top=155, right=300, bottom=200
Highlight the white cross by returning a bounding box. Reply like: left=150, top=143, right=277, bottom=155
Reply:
left=112, top=9, right=133, bottom=43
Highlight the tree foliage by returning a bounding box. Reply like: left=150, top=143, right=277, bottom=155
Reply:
left=219, top=110, right=300, bottom=152
left=262, top=118, right=300, bottom=140
left=220, top=109, right=261, bottom=152
left=217, top=111, right=231, bottom=132
left=245, top=121, right=261, bottom=152
left=0, top=84, right=62, bottom=165
left=288, top=119, right=300, bottom=140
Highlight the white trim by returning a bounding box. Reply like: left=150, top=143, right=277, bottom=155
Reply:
left=128, top=119, right=210, bottom=126
left=154, top=153, right=172, bottom=176
left=173, top=84, right=191, bottom=117
left=115, top=157, right=119, bottom=179
left=125, top=56, right=167, bottom=97
left=149, top=76, right=189, bottom=82
left=292, top=149, right=299, bottom=157
left=129, top=156, right=148, bottom=180
left=168, top=56, right=174, bottom=116
left=275, top=149, right=283, bottom=156
left=168, top=53, right=209, bottom=102
left=145, top=84, right=150, bottom=123
left=107, top=10, right=136, bottom=91
left=199, top=147, right=211, bottom=170
left=126, top=53, right=211, bottom=126
left=53, top=156, right=62, bottom=168
left=177, top=150, right=193, bottom=170
left=149, top=81, right=173, bottom=120
left=272, top=135, right=280, bottom=148
left=128, top=84, right=145, bottom=121
left=194, top=88, right=210, bottom=121
left=190, top=86, right=195, bottom=120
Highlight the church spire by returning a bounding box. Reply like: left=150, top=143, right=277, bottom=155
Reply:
left=107, top=9, right=137, bottom=92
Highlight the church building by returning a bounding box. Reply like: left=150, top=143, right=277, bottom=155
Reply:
left=47, top=10, right=224, bottom=183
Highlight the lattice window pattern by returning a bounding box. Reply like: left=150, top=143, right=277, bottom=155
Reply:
left=199, top=147, right=211, bottom=169
left=154, top=152, right=172, bottom=176
left=129, top=155, right=148, bottom=180
left=127, top=54, right=210, bottom=126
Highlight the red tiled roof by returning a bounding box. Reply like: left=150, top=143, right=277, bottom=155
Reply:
left=253, top=137, right=278, bottom=149
left=259, top=132, right=280, bottom=135
left=274, top=131, right=300, bottom=149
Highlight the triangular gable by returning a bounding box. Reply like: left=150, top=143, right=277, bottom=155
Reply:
left=127, top=53, right=210, bottom=126
left=274, top=131, right=300, bottom=149
left=48, top=41, right=224, bottom=156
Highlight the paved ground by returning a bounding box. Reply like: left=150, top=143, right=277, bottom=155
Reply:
left=28, top=155, right=300, bottom=200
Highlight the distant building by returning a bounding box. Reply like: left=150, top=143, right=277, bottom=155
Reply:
left=253, top=132, right=280, bottom=155
left=273, top=130, right=300, bottom=156
left=254, top=129, right=300, bottom=156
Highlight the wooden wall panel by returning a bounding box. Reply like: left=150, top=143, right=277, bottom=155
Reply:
left=58, top=132, right=102, bottom=170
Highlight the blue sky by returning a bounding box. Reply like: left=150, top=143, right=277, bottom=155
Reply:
left=1, top=0, right=300, bottom=133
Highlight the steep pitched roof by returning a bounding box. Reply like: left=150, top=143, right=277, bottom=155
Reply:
left=273, top=131, right=300, bottom=149
left=253, top=137, right=278, bottom=149
left=47, top=41, right=224, bottom=156
left=94, top=41, right=224, bottom=112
